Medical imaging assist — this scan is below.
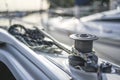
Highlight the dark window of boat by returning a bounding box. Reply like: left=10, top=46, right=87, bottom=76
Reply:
left=93, top=18, right=120, bottom=22
left=0, top=61, right=16, bottom=80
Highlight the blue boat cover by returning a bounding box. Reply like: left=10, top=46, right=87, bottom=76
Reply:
left=75, top=0, right=90, bottom=6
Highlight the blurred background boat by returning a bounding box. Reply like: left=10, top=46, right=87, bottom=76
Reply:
left=0, top=0, right=49, bottom=12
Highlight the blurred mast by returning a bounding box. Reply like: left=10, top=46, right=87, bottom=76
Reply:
left=40, top=0, right=43, bottom=26
left=5, top=0, right=12, bottom=26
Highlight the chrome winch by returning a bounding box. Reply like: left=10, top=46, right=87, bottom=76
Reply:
left=69, top=34, right=112, bottom=73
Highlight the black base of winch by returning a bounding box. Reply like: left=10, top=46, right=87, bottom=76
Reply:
left=69, top=55, right=85, bottom=67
